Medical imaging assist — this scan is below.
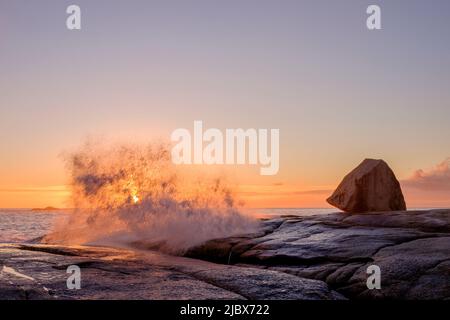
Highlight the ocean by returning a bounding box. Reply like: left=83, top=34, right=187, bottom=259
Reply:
left=0, top=208, right=339, bottom=244
left=0, top=209, right=68, bottom=243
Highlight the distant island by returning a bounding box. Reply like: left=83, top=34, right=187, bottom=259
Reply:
left=31, top=206, right=60, bottom=212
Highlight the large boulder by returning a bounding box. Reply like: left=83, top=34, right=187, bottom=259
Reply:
left=327, top=159, right=406, bottom=213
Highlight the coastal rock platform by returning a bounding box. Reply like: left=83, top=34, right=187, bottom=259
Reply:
left=0, top=243, right=342, bottom=300
left=187, top=209, right=450, bottom=300
left=1, top=209, right=449, bottom=300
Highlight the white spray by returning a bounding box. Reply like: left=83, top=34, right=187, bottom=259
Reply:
left=43, top=141, right=257, bottom=254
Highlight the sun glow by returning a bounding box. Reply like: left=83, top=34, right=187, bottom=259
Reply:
left=42, top=143, right=257, bottom=254
left=126, top=174, right=140, bottom=204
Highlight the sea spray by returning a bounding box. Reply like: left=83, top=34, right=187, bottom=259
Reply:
left=43, top=141, right=257, bottom=254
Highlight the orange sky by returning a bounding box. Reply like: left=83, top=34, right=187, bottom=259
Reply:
left=1, top=2, right=450, bottom=209
left=0, top=183, right=331, bottom=209
left=1, top=158, right=449, bottom=209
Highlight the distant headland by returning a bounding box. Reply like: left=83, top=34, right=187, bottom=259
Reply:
left=31, top=206, right=61, bottom=212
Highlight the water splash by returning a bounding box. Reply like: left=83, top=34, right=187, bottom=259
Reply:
left=43, top=141, right=257, bottom=254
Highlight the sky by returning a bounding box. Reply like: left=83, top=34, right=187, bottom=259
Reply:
left=1, top=0, right=450, bottom=208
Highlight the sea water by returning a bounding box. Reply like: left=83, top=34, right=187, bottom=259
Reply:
left=0, top=209, right=67, bottom=243
left=0, top=208, right=337, bottom=243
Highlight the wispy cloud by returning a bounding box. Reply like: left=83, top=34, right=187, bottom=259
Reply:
left=237, top=184, right=333, bottom=197
left=0, top=185, right=69, bottom=193
left=402, top=158, right=450, bottom=191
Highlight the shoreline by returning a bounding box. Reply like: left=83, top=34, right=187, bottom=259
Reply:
left=1, top=209, right=449, bottom=300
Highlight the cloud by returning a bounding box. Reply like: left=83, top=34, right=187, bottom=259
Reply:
left=237, top=184, right=333, bottom=197
left=0, top=185, right=69, bottom=193
left=402, top=158, right=450, bottom=191
left=291, top=189, right=333, bottom=195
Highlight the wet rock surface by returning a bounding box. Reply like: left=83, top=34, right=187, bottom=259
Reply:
left=187, top=209, right=450, bottom=300
left=1, top=209, right=448, bottom=300
left=0, top=243, right=342, bottom=300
